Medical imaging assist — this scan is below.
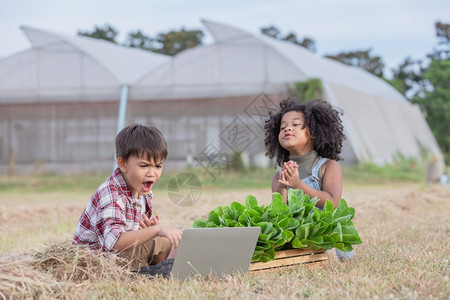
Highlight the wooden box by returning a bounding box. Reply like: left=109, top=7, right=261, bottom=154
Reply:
left=248, top=249, right=329, bottom=274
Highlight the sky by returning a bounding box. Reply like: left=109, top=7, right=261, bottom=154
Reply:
left=1, top=0, right=449, bottom=78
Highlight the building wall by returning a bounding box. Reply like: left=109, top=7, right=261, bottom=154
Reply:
left=0, top=95, right=281, bottom=175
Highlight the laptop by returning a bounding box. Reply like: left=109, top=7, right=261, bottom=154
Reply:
left=170, top=227, right=260, bottom=280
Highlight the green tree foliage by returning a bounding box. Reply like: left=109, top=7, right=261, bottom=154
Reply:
left=153, top=28, right=204, bottom=56
left=78, top=24, right=119, bottom=44
left=289, top=78, right=324, bottom=102
left=298, top=37, right=316, bottom=53
left=411, top=21, right=450, bottom=163
left=79, top=25, right=203, bottom=56
left=412, top=60, right=450, bottom=162
left=387, top=21, right=449, bottom=100
left=261, top=25, right=281, bottom=39
left=325, top=49, right=385, bottom=77
left=124, top=30, right=154, bottom=50
left=386, top=57, right=425, bottom=98
left=431, top=21, right=450, bottom=60
left=436, top=21, right=450, bottom=40
left=260, top=25, right=317, bottom=53
left=386, top=21, right=450, bottom=163
left=229, top=151, right=247, bottom=173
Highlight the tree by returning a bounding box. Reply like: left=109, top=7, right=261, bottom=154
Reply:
left=411, top=21, right=450, bottom=163
left=260, top=25, right=317, bottom=53
left=325, top=49, right=385, bottom=77
left=153, top=28, right=204, bottom=56
left=412, top=59, right=450, bottom=162
left=387, top=21, right=450, bottom=100
left=288, top=78, right=324, bottom=102
left=124, top=30, right=154, bottom=51
left=283, top=32, right=299, bottom=44
left=298, top=37, right=316, bottom=53
left=436, top=21, right=450, bottom=41
left=429, top=21, right=450, bottom=61
left=386, top=57, right=425, bottom=98
left=78, top=25, right=203, bottom=55
left=261, top=25, right=280, bottom=39
left=78, top=24, right=119, bottom=44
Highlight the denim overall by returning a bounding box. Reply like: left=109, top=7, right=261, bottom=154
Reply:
left=288, top=157, right=354, bottom=261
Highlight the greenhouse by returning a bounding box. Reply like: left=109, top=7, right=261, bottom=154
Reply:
left=0, top=20, right=444, bottom=176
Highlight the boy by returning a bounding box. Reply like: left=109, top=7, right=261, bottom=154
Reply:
left=73, top=123, right=182, bottom=277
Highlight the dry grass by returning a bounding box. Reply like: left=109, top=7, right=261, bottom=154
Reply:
left=0, top=241, right=132, bottom=299
left=1, top=183, right=449, bottom=299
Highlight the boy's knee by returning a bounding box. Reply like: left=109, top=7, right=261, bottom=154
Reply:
left=151, top=237, right=171, bottom=264
left=117, top=236, right=171, bottom=269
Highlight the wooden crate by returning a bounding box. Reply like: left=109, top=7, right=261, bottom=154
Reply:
left=248, top=249, right=329, bottom=274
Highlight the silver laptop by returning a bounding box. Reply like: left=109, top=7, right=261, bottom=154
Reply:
left=170, top=227, right=260, bottom=280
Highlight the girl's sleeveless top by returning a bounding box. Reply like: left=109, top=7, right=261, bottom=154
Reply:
left=286, top=150, right=328, bottom=190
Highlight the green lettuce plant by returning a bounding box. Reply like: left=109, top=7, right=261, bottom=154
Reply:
left=192, top=189, right=362, bottom=263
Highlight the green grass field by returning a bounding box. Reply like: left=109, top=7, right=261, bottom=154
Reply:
left=0, top=162, right=449, bottom=299
left=0, top=158, right=431, bottom=194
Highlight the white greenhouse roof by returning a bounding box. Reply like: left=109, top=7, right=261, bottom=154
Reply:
left=0, top=26, right=169, bottom=102
left=21, top=26, right=169, bottom=85
left=131, top=19, right=406, bottom=103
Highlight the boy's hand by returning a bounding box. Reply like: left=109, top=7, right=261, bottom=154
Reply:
left=158, top=225, right=183, bottom=249
left=139, top=214, right=159, bottom=229
left=279, top=161, right=301, bottom=188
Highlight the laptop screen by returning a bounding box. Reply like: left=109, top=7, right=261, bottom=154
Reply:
left=171, top=227, right=260, bottom=280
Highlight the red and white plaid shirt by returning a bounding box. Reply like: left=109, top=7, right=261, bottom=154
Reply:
left=73, top=168, right=152, bottom=251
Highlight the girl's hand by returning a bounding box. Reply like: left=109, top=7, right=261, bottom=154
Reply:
left=139, top=214, right=159, bottom=229
left=279, top=161, right=301, bottom=188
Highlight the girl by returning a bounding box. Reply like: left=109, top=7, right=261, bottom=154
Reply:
left=265, top=98, right=345, bottom=207
left=264, top=98, right=353, bottom=260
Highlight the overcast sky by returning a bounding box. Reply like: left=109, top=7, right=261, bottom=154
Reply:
left=1, top=0, right=449, bottom=78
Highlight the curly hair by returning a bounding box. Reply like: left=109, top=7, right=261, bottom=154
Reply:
left=264, top=98, right=346, bottom=167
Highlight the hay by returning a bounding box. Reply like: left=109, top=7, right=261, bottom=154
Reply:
left=0, top=253, right=67, bottom=299
left=0, top=240, right=134, bottom=299
left=32, top=240, right=130, bottom=283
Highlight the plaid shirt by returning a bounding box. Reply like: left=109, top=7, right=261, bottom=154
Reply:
left=73, top=168, right=152, bottom=251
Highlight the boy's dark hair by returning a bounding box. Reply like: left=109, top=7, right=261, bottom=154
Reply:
left=115, top=123, right=168, bottom=162
left=264, top=98, right=346, bottom=167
